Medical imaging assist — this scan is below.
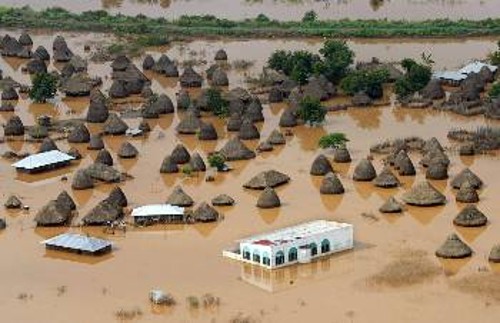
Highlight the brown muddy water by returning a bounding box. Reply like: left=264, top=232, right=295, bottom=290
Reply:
left=1, top=31, right=500, bottom=322
left=4, top=0, right=500, bottom=21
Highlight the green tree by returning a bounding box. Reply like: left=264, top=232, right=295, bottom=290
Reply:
left=340, top=68, right=389, bottom=98
left=302, top=10, right=317, bottom=23
left=488, top=82, right=500, bottom=99
left=206, top=88, right=229, bottom=117
left=267, top=50, right=321, bottom=84
left=317, top=40, right=354, bottom=84
left=489, top=41, right=500, bottom=66
left=297, top=96, right=326, bottom=125
left=318, top=133, right=349, bottom=149
left=394, top=58, right=432, bottom=98
left=29, top=73, right=58, bottom=103
left=207, top=152, right=226, bottom=170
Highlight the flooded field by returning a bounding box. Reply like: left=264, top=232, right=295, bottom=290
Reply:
left=1, top=31, right=500, bottom=322
left=3, top=0, right=500, bottom=21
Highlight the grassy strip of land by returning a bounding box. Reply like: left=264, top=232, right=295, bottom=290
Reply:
left=1, top=6, right=500, bottom=40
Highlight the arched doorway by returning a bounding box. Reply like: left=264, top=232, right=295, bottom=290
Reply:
left=321, top=239, right=331, bottom=253
left=275, top=251, right=285, bottom=266
left=262, top=252, right=271, bottom=266
left=252, top=250, right=261, bottom=263
left=310, top=242, right=318, bottom=256
left=243, top=247, right=251, bottom=260
left=288, top=247, right=298, bottom=262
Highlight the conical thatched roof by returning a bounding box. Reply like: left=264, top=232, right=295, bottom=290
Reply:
left=166, top=186, right=194, bottom=207
left=67, top=124, right=91, bottom=143
left=243, top=170, right=290, bottom=190
left=238, top=119, right=260, bottom=140
left=19, top=32, right=33, bottom=46
left=435, top=233, right=473, bottom=259
left=320, top=172, right=344, bottom=195
left=55, top=190, right=76, bottom=212
left=71, top=169, right=94, bottom=190
left=244, top=100, right=264, bottom=123
left=38, top=137, right=59, bottom=153
left=226, top=113, right=243, bottom=132
left=379, top=197, right=403, bottom=213
left=104, top=113, right=128, bottom=135
left=198, top=122, right=218, bottom=141
left=176, top=89, right=191, bottom=110
left=34, top=45, right=50, bottom=60
left=111, top=55, right=131, bottom=71
left=118, top=141, right=138, bottom=159
left=35, top=200, right=71, bottom=226
left=374, top=166, right=400, bottom=188
left=421, top=79, right=445, bottom=100
left=353, top=159, right=377, bottom=181
left=3, top=115, right=24, bottom=136
left=421, top=149, right=450, bottom=168
left=180, top=66, right=203, bottom=88
left=170, top=144, right=191, bottom=164
left=2, top=86, right=19, bottom=100
left=106, top=186, right=128, bottom=207
left=455, top=182, right=479, bottom=203
left=279, top=108, right=298, bottom=127
left=86, top=90, right=109, bottom=123
left=150, top=94, right=174, bottom=115
left=67, top=147, right=82, bottom=160
left=267, top=130, right=286, bottom=145
left=160, top=155, right=179, bottom=173
left=489, top=245, right=500, bottom=263
left=453, top=205, right=487, bottom=227
left=425, top=161, right=448, bottom=180
left=142, top=55, right=154, bottom=70
left=95, top=149, right=113, bottom=166
left=333, top=147, right=351, bottom=163
left=85, top=163, right=121, bottom=183
left=256, top=187, right=281, bottom=209
left=88, top=134, right=105, bottom=150
left=451, top=168, right=483, bottom=189
left=4, top=195, right=22, bottom=209
left=211, top=194, right=235, bottom=206
left=214, top=49, right=228, bottom=61
left=176, top=111, right=201, bottom=134
left=394, top=150, right=416, bottom=176
left=189, top=153, right=206, bottom=172
left=220, top=137, right=256, bottom=161
left=310, top=154, right=333, bottom=176
left=402, top=181, right=446, bottom=206
left=423, top=137, right=444, bottom=153
left=212, top=68, right=229, bottom=87
left=193, top=202, right=219, bottom=222
left=83, top=199, right=123, bottom=225
left=257, top=141, right=273, bottom=152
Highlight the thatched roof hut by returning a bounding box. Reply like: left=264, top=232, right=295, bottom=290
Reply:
left=379, top=197, right=403, bottom=214
left=310, top=154, right=333, bottom=176
left=453, top=205, right=487, bottom=227
left=219, top=137, right=256, bottom=161
left=435, top=233, right=473, bottom=259
left=402, top=181, right=446, bottom=206
left=353, top=159, right=377, bottom=182
left=166, top=186, right=194, bottom=207
left=451, top=168, right=483, bottom=189
left=320, top=172, right=344, bottom=195
left=256, top=187, right=281, bottom=209
left=373, top=166, right=400, bottom=188
left=243, top=170, right=290, bottom=189
left=455, top=181, right=479, bottom=203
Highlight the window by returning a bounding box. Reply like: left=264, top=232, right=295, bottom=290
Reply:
left=243, top=247, right=251, bottom=260
left=321, top=239, right=330, bottom=254
left=310, top=243, right=318, bottom=256
left=288, top=247, right=298, bottom=262
left=262, top=252, right=271, bottom=266
left=275, top=251, right=285, bottom=266
left=253, top=252, right=261, bottom=263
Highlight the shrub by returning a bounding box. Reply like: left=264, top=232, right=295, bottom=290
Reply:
left=181, top=164, right=193, bottom=176
left=318, top=133, right=349, bottom=149
left=489, top=82, right=500, bottom=99
left=29, top=73, right=57, bottom=103
left=340, top=68, right=389, bottom=98
left=297, top=96, right=326, bottom=125
left=206, top=88, right=229, bottom=117
left=317, top=40, right=355, bottom=84
left=394, top=58, right=432, bottom=98
left=302, top=10, right=317, bottom=23
left=207, top=152, right=226, bottom=170
left=267, top=50, right=321, bottom=85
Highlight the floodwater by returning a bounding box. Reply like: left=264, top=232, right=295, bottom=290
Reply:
left=4, top=0, right=500, bottom=20
left=1, top=31, right=500, bottom=322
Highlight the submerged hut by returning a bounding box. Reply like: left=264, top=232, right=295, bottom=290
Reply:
left=41, top=233, right=112, bottom=255
left=11, top=150, right=75, bottom=173
left=131, top=204, right=185, bottom=225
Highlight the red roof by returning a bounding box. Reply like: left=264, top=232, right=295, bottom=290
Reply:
left=252, top=239, right=275, bottom=246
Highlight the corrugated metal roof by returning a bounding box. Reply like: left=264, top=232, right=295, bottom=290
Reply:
left=131, top=204, right=185, bottom=217
left=41, top=233, right=112, bottom=253
left=433, top=71, right=467, bottom=82
left=458, top=61, right=498, bottom=75
left=12, top=150, right=75, bottom=170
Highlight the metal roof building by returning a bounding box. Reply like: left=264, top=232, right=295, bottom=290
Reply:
left=433, top=61, right=498, bottom=85
left=223, top=220, right=354, bottom=269
left=131, top=204, right=186, bottom=225
left=12, top=150, right=75, bottom=173
left=41, top=233, right=112, bottom=255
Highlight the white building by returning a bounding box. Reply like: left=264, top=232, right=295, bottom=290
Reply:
left=131, top=204, right=185, bottom=225
left=223, top=220, right=353, bottom=269
left=12, top=150, right=75, bottom=173
left=433, top=61, right=498, bottom=86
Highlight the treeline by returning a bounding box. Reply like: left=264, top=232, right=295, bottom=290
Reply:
left=1, top=6, right=500, bottom=38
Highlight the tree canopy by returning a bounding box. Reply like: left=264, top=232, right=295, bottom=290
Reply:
left=394, top=58, right=432, bottom=98
left=29, top=73, right=58, bottom=103
left=340, top=68, right=389, bottom=98
left=318, top=133, right=349, bottom=149
left=297, top=96, right=326, bottom=125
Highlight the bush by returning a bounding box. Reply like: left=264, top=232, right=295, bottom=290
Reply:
left=318, top=133, right=349, bottom=149
left=181, top=164, right=193, bottom=176
left=302, top=10, right=317, bottom=23
left=267, top=50, right=321, bottom=85
left=29, top=73, right=57, bottom=103
left=207, top=152, right=226, bottom=170
left=317, top=40, right=354, bottom=84
left=297, top=96, right=326, bottom=125
left=489, top=83, right=500, bottom=99
left=206, top=88, right=229, bottom=117
left=394, top=58, right=432, bottom=98
left=340, top=68, right=389, bottom=98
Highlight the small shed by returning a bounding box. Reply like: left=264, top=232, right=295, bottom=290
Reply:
left=41, top=233, right=112, bottom=255
left=432, top=71, right=467, bottom=86
left=458, top=61, right=498, bottom=75
left=12, top=150, right=75, bottom=173
left=131, top=204, right=185, bottom=225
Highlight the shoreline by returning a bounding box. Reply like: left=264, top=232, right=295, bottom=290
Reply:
left=1, top=7, right=500, bottom=41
